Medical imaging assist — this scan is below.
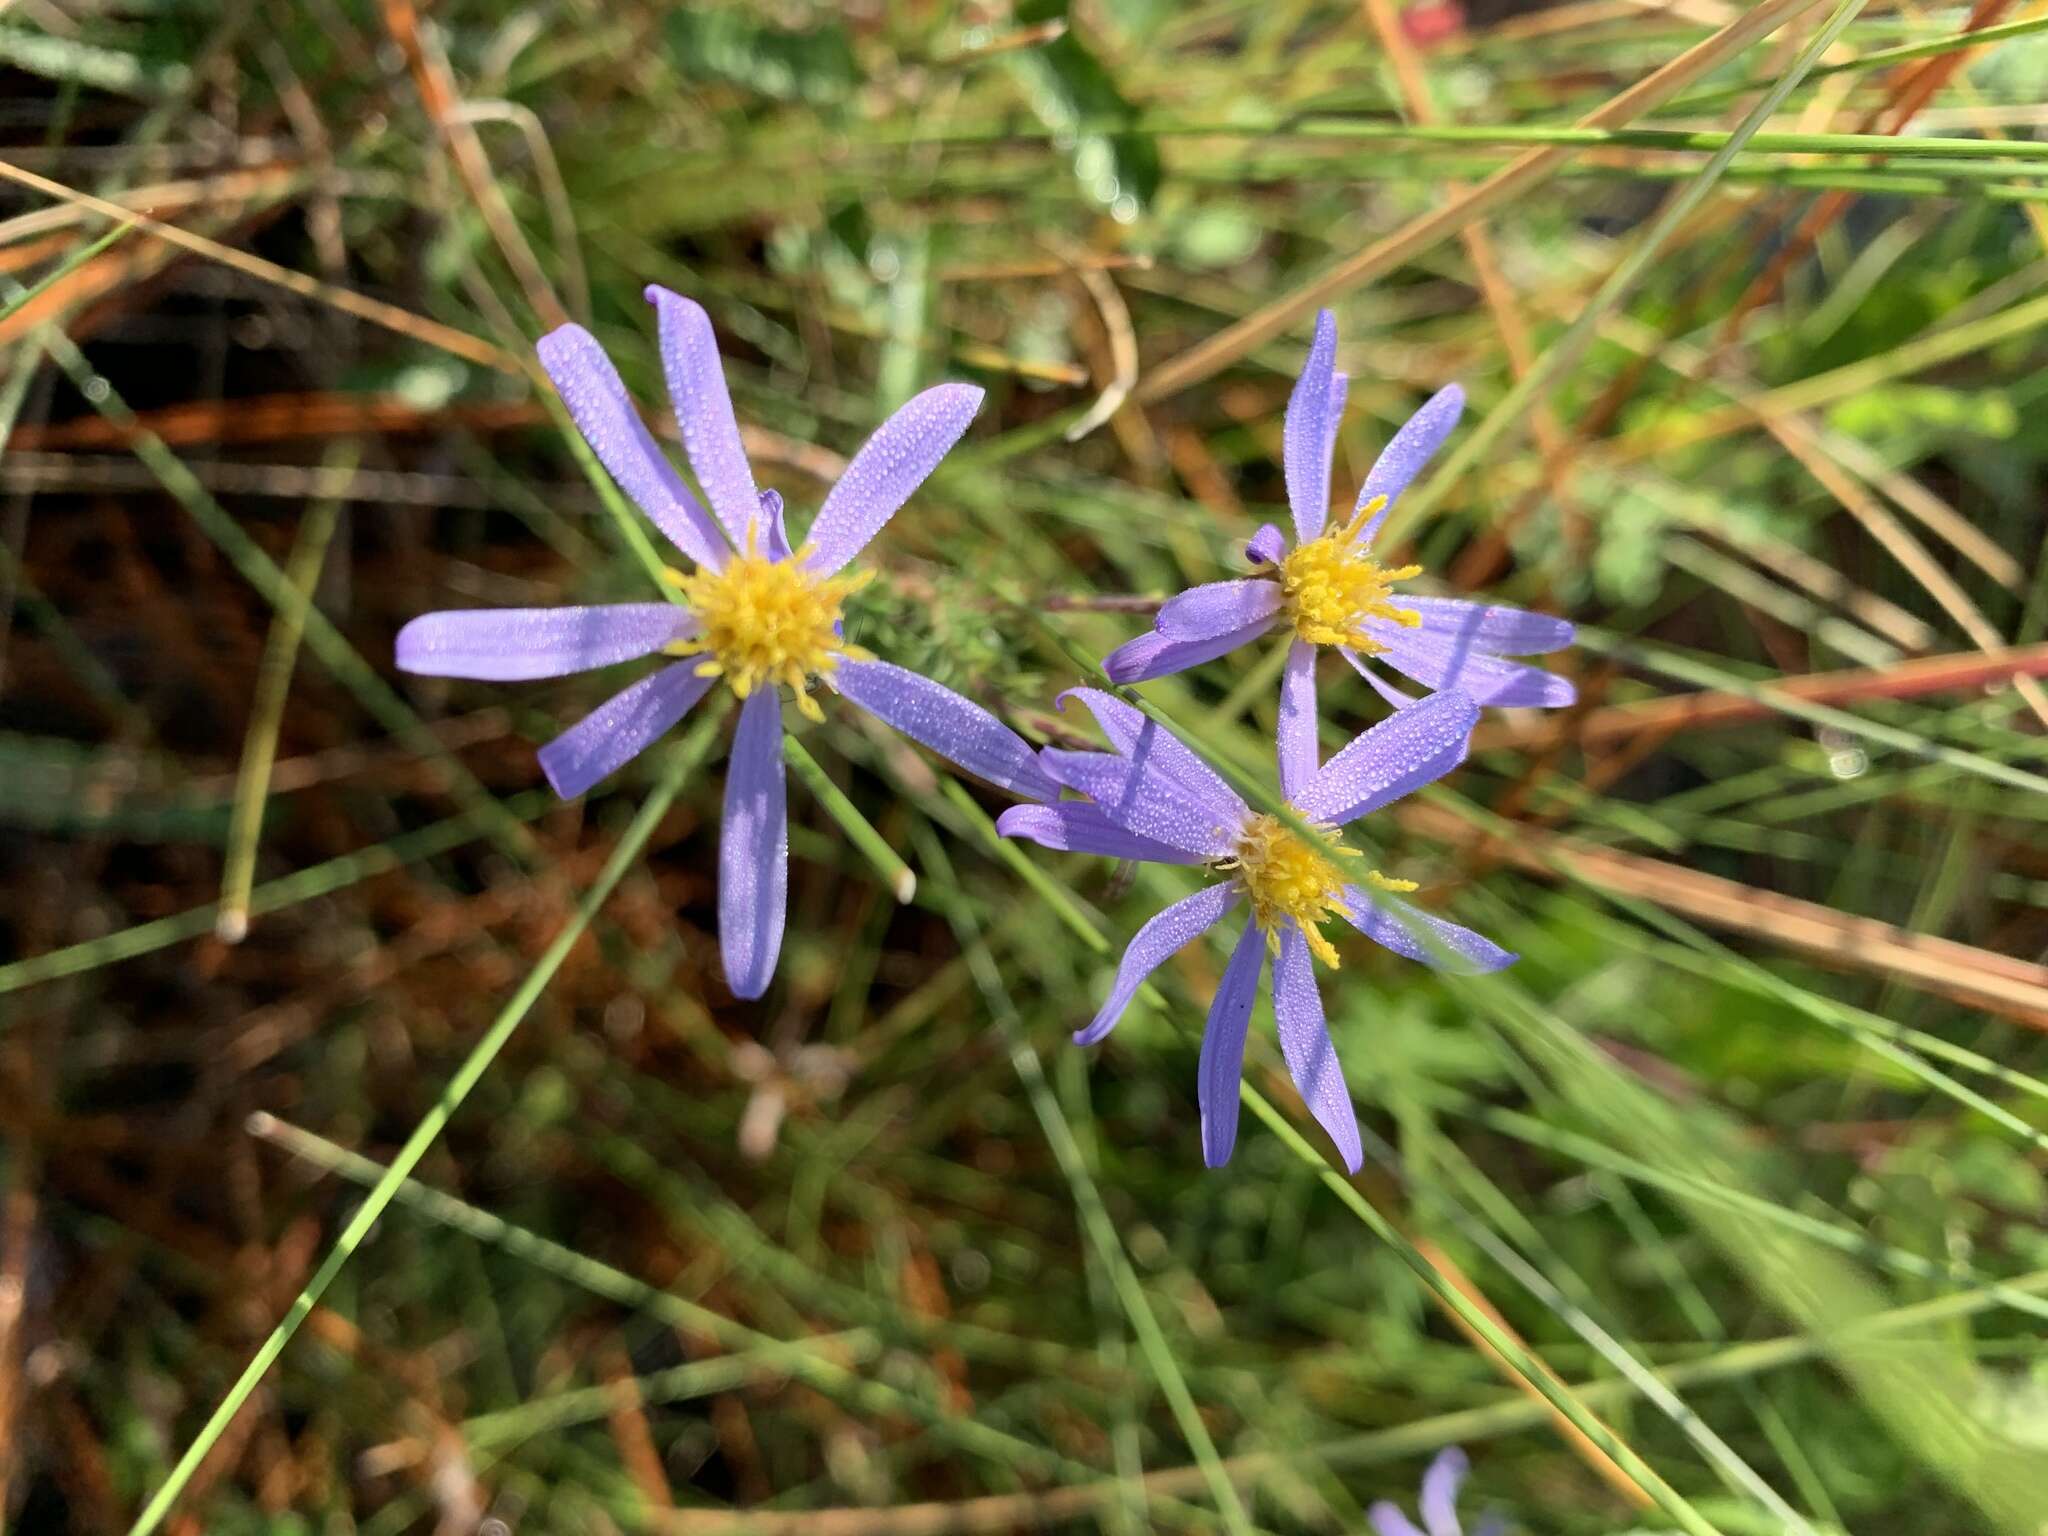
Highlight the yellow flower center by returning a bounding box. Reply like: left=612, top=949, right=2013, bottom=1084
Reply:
left=1277, top=496, right=1423, bottom=652
left=1219, top=812, right=1416, bottom=968
left=663, top=537, right=872, bottom=723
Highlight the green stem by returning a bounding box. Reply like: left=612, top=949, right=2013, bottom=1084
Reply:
left=786, top=734, right=916, bottom=902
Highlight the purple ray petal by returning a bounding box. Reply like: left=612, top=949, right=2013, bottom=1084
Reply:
left=834, top=658, right=1059, bottom=802
left=1278, top=639, right=1319, bottom=800
left=1371, top=626, right=1577, bottom=709
left=1245, top=522, right=1290, bottom=567
left=1075, top=883, right=1239, bottom=1046
left=536, top=661, right=716, bottom=799
left=647, top=286, right=762, bottom=550
left=1404, top=594, right=1574, bottom=654
left=1273, top=925, right=1362, bottom=1172
left=1199, top=920, right=1266, bottom=1168
left=1341, top=888, right=1514, bottom=973
left=1368, top=1505, right=1427, bottom=1536
left=803, top=383, right=984, bottom=577
left=1056, top=689, right=1246, bottom=819
left=1358, top=383, right=1464, bottom=542
left=1157, top=578, right=1285, bottom=642
left=1293, top=689, right=1478, bottom=826
left=1339, top=647, right=1422, bottom=709
left=1040, top=749, right=1241, bottom=856
left=1421, top=1448, right=1470, bottom=1536
left=396, top=605, right=695, bottom=681
left=1102, top=618, right=1274, bottom=685
left=535, top=325, right=729, bottom=570
left=1328, top=370, right=1349, bottom=457
left=997, top=803, right=1206, bottom=865
left=720, top=688, right=787, bottom=1000
left=1285, top=309, right=1341, bottom=542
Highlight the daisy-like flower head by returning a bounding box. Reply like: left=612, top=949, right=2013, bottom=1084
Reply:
left=1103, top=309, right=1575, bottom=718
left=1371, top=1448, right=1504, bottom=1536
left=997, top=683, right=1511, bottom=1171
left=397, top=287, right=1058, bottom=999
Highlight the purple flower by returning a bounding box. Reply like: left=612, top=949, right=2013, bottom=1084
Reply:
left=396, top=287, right=1057, bottom=999
left=998, top=686, right=1511, bottom=1172
left=1103, top=310, right=1574, bottom=719
left=1371, top=1448, right=1504, bottom=1536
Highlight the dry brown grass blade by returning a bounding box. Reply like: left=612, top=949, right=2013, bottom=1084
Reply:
left=1476, top=640, right=2048, bottom=752
left=1399, top=803, right=2048, bottom=1028
left=1133, top=0, right=1827, bottom=403
left=0, top=157, right=525, bottom=374
left=1411, top=1237, right=1654, bottom=1511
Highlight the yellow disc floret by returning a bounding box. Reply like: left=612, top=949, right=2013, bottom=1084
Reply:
left=1218, top=812, right=1418, bottom=968
left=663, top=533, right=872, bottom=722
left=1278, top=495, right=1424, bottom=652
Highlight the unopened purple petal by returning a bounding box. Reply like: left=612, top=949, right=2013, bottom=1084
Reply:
left=647, top=286, right=761, bottom=550
left=835, top=658, right=1058, bottom=802
left=1357, top=384, right=1464, bottom=541
left=1368, top=1505, right=1427, bottom=1536
left=1278, top=639, right=1319, bottom=800
left=1420, top=1448, right=1469, bottom=1536
left=1273, top=926, right=1362, bottom=1173
left=997, top=803, right=1205, bottom=865
left=1157, top=578, right=1284, bottom=642
left=1102, top=619, right=1272, bottom=684
left=1372, top=627, right=1577, bottom=709
left=535, top=324, right=728, bottom=570
left=1285, top=309, right=1342, bottom=541
left=537, top=661, right=715, bottom=799
left=759, top=489, right=793, bottom=561
left=1199, top=921, right=1266, bottom=1168
left=1293, top=689, right=1477, bottom=826
left=1075, top=883, right=1238, bottom=1046
left=1339, top=648, right=1421, bottom=710
left=1341, top=889, right=1515, bottom=973
left=1040, top=749, right=1240, bottom=856
left=1056, top=689, right=1245, bottom=819
left=803, top=383, right=984, bottom=577
left=720, top=688, right=787, bottom=999
left=397, top=605, right=694, bottom=681
left=1404, top=595, right=1574, bottom=654
left=1245, top=522, right=1289, bottom=567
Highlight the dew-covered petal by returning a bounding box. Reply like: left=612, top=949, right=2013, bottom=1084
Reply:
left=1157, top=578, right=1285, bottom=642
left=835, top=658, right=1058, bottom=802
left=1274, top=924, right=1362, bottom=1172
left=1075, top=883, right=1239, bottom=1045
left=1278, top=639, right=1319, bottom=801
left=1371, top=626, right=1577, bottom=709
left=1420, top=1448, right=1470, bottom=1536
left=1040, top=748, right=1241, bottom=856
left=1199, top=921, right=1267, bottom=1169
left=1368, top=1505, right=1427, bottom=1536
left=1285, top=309, right=1342, bottom=541
left=1102, top=619, right=1272, bottom=684
left=720, top=688, right=787, bottom=1000
left=396, top=605, right=695, bottom=681
left=1245, top=522, right=1290, bottom=567
left=803, top=383, right=984, bottom=577
left=1403, top=594, right=1574, bottom=654
left=997, top=803, right=1206, bottom=865
left=1357, top=383, right=1464, bottom=541
left=536, top=661, right=715, bottom=799
left=1293, top=688, right=1478, bottom=826
left=1056, top=688, right=1245, bottom=819
left=647, top=286, right=761, bottom=550
left=1341, top=888, right=1515, bottom=973
left=534, top=324, right=728, bottom=569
